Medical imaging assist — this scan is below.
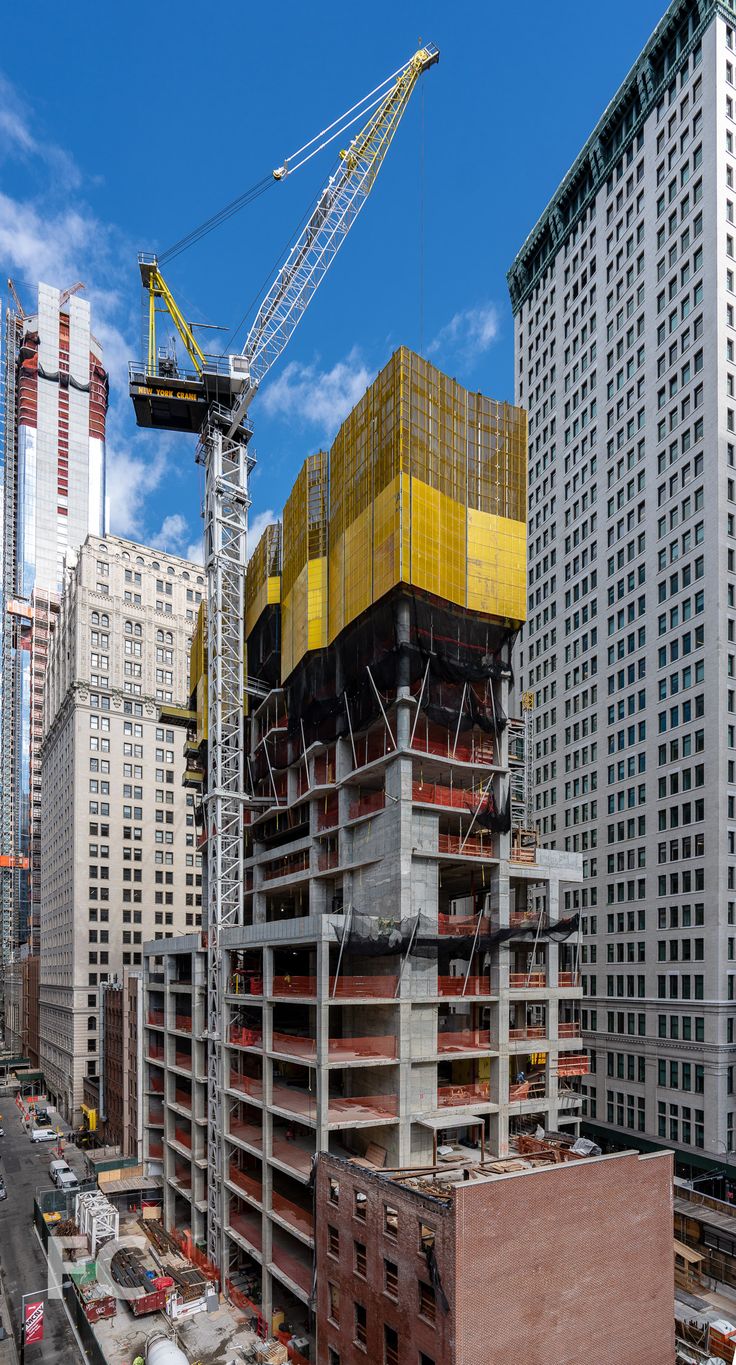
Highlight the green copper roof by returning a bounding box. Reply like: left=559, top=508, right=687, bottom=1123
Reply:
left=507, top=0, right=728, bottom=314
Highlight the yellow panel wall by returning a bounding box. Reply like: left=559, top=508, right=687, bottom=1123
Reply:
left=281, top=453, right=328, bottom=682
left=245, top=522, right=282, bottom=640
left=327, top=346, right=527, bottom=640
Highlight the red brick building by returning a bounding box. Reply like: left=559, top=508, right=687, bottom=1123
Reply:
left=315, top=1147, right=674, bottom=1365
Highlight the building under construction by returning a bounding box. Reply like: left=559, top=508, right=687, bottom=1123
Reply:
left=1, top=283, right=107, bottom=1046
left=150, top=347, right=586, bottom=1339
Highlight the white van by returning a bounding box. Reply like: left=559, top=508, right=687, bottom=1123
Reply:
left=30, top=1124, right=56, bottom=1142
left=57, top=1169, right=79, bottom=1193
left=49, top=1158, right=68, bottom=1182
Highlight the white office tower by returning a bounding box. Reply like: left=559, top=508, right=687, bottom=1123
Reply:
left=508, top=0, right=736, bottom=1170
left=39, top=534, right=204, bottom=1121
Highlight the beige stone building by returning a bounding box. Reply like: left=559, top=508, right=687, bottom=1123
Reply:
left=39, top=533, right=204, bottom=1122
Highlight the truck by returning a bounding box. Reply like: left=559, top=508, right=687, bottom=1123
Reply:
left=57, top=1168, right=79, bottom=1193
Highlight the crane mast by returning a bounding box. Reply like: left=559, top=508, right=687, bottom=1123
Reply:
left=129, top=43, right=438, bottom=1280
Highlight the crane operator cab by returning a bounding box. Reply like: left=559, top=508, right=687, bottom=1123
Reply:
left=129, top=254, right=250, bottom=434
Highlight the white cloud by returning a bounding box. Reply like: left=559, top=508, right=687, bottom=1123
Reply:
left=428, top=303, right=500, bottom=364
left=0, top=75, right=81, bottom=187
left=260, top=347, right=370, bottom=438
left=105, top=445, right=170, bottom=540
left=151, top=512, right=189, bottom=552
left=247, top=508, right=278, bottom=562
left=186, top=540, right=204, bottom=566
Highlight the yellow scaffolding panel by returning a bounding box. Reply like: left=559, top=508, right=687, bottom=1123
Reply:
left=245, top=522, right=282, bottom=640
left=280, top=452, right=329, bottom=681
left=328, top=346, right=527, bottom=641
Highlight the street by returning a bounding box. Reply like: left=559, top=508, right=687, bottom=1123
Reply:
left=0, top=1093, right=82, bottom=1363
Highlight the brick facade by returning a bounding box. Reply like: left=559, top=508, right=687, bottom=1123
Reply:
left=315, top=1149, right=674, bottom=1365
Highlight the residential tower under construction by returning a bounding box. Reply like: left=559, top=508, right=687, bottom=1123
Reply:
left=147, top=347, right=586, bottom=1337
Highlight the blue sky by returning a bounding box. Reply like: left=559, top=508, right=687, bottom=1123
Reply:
left=1, top=0, right=667, bottom=561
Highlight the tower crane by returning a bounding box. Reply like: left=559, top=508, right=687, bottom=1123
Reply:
left=129, top=43, right=438, bottom=1275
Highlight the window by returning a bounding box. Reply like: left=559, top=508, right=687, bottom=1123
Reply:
left=418, top=1281, right=436, bottom=1325
left=384, top=1259, right=398, bottom=1300
left=384, top=1204, right=398, bottom=1239
left=354, top=1302, right=367, bottom=1348
left=354, top=1190, right=367, bottom=1222
left=354, top=1241, right=367, bottom=1279
left=329, top=1178, right=339, bottom=1205
left=328, top=1351, right=341, bottom=1365
left=384, top=1325, right=399, bottom=1365
left=327, top=1225, right=339, bottom=1258
left=328, top=1283, right=340, bottom=1326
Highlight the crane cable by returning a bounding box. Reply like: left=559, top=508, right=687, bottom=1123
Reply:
left=156, top=54, right=414, bottom=267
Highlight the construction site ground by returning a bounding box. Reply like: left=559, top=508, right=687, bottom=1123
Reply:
left=91, top=1293, right=257, bottom=1364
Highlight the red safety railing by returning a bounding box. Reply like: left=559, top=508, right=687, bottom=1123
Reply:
left=229, top=1074, right=263, bottom=1100
left=558, top=971, right=581, bottom=988
left=262, top=851, right=309, bottom=881
left=171, top=1229, right=220, bottom=1286
left=329, top=975, right=398, bottom=998
left=313, top=751, right=336, bottom=787
left=228, top=1167, right=262, bottom=1203
left=437, top=1082, right=490, bottom=1107
left=327, top=1093, right=399, bottom=1120
left=558, top=1022, right=581, bottom=1038
left=438, top=975, right=492, bottom=997
left=437, top=1029, right=491, bottom=1052
left=271, top=1191, right=314, bottom=1238
left=350, top=732, right=394, bottom=770
left=227, top=973, right=263, bottom=996
left=271, top=1244, right=311, bottom=1296
left=271, top=1136, right=313, bottom=1178
left=173, top=1126, right=192, bottom=1150
left=317, top=848, right=339, bottom=871
left=272, top=1085, right=317, bottom=1121
left=557, top=1054, right=589, bottom=1077
left=174, top=1051, right=193, bottom=1070
left=508, top=1025, right=546, bottom=1040
left=349, top=791, right=385, bottom=820
left=438, top=832, right=496, bottom=859
left=147, top=1044, right=165, bottom=1061
left=412, top=724, right=494, bottom=765
left=328, top=1035, right=397, bottom=1060
left=229, top=1025, right=263, bottom=1048
left=149, top=1075, right=164, bottom=1093
left=230, top=1118, right=263, bottom=1148
left=510, top=910, right=540, bottom=928
left=317, top=798, right=339, bottom=830
left=271, top=1032, right=316, bottom=1059
left=509, top=972, right=547, bottom=989
left=147, top=1010, right=165, bottom=1027
left=413, top=781, right=493, bottom=813
left=148, top=1102, right=164, bottom=1126
left=509, top=1077, right=546, bottom=1101
left=174, top=1089, right=192, bottom=1110
left=149, top=1139, right=163, bottom=1159
left=229, top=1210, right=263, bottom=1252
left=438, top=912, right=486, bottom=936
left=174, top=1015, right=192, bottom=1033
left=272, top=976, right=317, bottom=997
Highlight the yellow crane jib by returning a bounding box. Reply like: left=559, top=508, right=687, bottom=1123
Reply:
left=139, top=254, right=206, bottom=377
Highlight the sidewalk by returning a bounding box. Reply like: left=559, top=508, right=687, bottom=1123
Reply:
left=0, top=1260, right=19, bottom=1365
